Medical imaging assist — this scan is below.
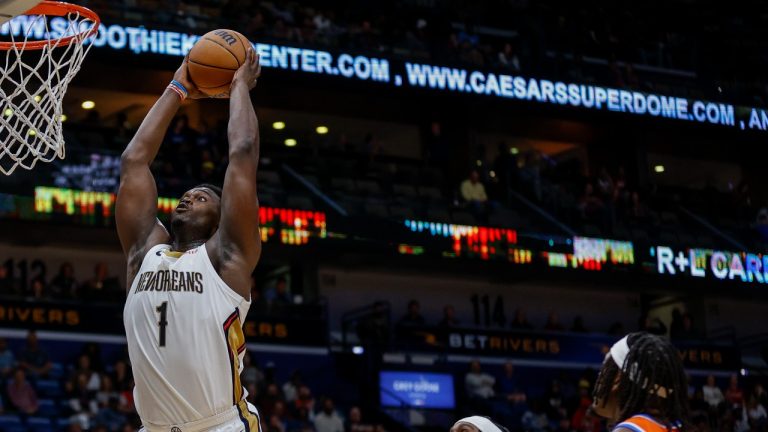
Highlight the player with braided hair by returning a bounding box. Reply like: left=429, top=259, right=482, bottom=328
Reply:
left=593, top=332, right=690, bottom=432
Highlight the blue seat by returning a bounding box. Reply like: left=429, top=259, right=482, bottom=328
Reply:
left=49, top=362, right=65, bottom=379
left=37, top=398, right=60, bottom=416
left=0, top=414, right=23, bottom=427
left=28, top=416, right=55, bottom=432
left=36, top=379, right=63, bottom=398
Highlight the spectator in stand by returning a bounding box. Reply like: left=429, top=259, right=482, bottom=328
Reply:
left=267, top=277, right=292, bottom=308
left=270, top=400, right=288, bottom=432
left=499, top=362, right=526, bottom=404
left=111, top=360, right=132, bottom=392
left=754, top=383, right=768, bottom=408
left=346, top=406, right=374, bottom=432
left=0, top=337, right=15, bottom=378
left=242, top=352, right=265, bottom=390
left=93, top=396, right=127, bottom=431
left=726, top=374, right=745, bottom=408
left=521, top=399, right=550, bottom=432
left=745, top=396, right=767, bottom=430
left=544, top=312, right=565, bottom=331
left=571, top=316, right=588, bottom=333
left=95, top=376, right=119, bottom=409
left=66, top=372, right=99, bottom=429
left=755, top=208, right=768, bottom=243
left=465, top=360, right=495, bottom=400
left=72, top=354, right=101, bottom=392
left=49, top=262, right=78, bottom=299
left=438, top=305, right=460, bottom=328
left=578, top=183, right=604, bottom=223
left=703, top=375, right=725, bottom=409
left=397, top=300, right=425, bottom=327
left=7, top=368, right=38, bottom=415
left=638, top=313, right=667, bottom=335
left=82, top=343, right=105, bottom=373
left=571, top=384, right=599, bottom=432
left=461, top=170, right=490, bottom=221
left=294, top=385, right=315, bottom=415
left=498, top=42, right=521, bottom=71
left=283, top=370, right=302, bottom=403
left=314, top=398, right=344, bottom=432
left=27, top=278, right=49, bottom=300
left=80, top=262, right=121, bottom=301
left=510, top=308, right=533, bottom=330
left=259, top=383, right=282, bottom=419
left=18, top=330, right=52, bottom=377
left=0, top=265, right=14, bottom=294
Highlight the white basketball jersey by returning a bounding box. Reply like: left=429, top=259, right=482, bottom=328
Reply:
left=124, top=243, right=251, bottom=426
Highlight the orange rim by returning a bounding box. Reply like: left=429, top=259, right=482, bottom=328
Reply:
left=0, top=1, right=100, bottom=51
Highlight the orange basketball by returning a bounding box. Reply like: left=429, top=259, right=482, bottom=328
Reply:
left=187, top=29, right=251, bottom=97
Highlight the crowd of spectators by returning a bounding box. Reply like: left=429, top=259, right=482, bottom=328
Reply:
left=391, top=300, right=703, bottom=343
left=463, top=359, right=768, bottom=432
left=0, top=331, right=382, bottom=432
left=0, top=262, right=122, bottom=303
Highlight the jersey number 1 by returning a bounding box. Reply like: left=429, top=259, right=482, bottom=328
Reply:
left=156, top=301, right=168, bottom=347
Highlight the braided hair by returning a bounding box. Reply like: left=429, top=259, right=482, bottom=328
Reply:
left=593, top=332, right=690, bottom=428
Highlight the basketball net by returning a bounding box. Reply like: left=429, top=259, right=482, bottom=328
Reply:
left=0, top=2, right=99, bottom=175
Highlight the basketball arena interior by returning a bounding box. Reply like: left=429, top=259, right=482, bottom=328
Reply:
left=1, top=1, right=768, bottom=432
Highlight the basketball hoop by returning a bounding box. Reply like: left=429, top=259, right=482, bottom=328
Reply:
left=0, top=1, right=100, bottom=175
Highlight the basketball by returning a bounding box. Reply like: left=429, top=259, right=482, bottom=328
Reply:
left=187, top=29, right=251, bottom=97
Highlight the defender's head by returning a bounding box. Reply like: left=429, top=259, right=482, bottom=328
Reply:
left=593, top=332, right=689, bottom=425
left=171, top=184, right=223, bottom=243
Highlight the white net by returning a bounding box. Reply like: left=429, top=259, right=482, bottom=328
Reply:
left=0, top=8, right=97, bottom=175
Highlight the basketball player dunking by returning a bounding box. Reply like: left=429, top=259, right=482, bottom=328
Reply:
left=116, top=49, right=262, bottom=432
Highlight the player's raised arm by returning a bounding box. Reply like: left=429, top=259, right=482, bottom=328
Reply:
left=116, top=58, right=203, bottom=279
left=212, top=48, right=262, bottom=297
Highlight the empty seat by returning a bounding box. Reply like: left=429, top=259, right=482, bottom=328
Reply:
left=35, top=380, right=63, bottom=398
left=631, top=228, right=650, bottom=243
left=364, top=202, right=389, bottom=218
left=488, top=209, right=523, bottom=229
left=658, top=231, right=679, bottom=245
left=27, top=417, right=54, bottom=432
left=356, top=180, right=382, bottom=195
left=426, top=208, right=451, bottom=223
left=452, top=211, right=477, bottom=226
left=330, top=177, right=356, bottom=193
left=257, top=170, right=281, bottom=186
left=285, top=196, right=314, bottom=210
left=389, top=205, right=415, bottom=220
left=582, top=224, right=603, bottom=237
left=418, top=187, right=443, bottom=201
left=36, top=399, right=60, bottom=417
left=392, top=184, right=418, bottom=198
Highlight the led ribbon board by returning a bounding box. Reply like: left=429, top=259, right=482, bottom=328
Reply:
left=33, top=187, right=326, bottom=245
left=4, top=18, right=768, bottom=132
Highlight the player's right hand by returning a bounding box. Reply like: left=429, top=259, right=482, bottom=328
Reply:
left=173, top=56, right=206, bottom=99
left=232, top=48, right=261, bottom=91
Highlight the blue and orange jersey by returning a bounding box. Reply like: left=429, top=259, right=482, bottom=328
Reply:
left=615, top=414, right=682, bottom=432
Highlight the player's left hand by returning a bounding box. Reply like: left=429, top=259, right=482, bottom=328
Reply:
left=173, top=56, right=207, bottom=99
left=232, top=48, right=261, bottom=91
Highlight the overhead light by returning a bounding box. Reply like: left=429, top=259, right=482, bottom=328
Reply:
left=654, top=165, right=665, bottom=173
left=315, top=125, right=329, bottom=135
left=272, top=121, right=285, bottom=130
left=352, top=346, right=364, bottom=355
left=489, top=170, right=496, bottom=178
left=510, top=147, right=519, bottom=155
left=28, top=129, right=36, bottom=136
left=34, top=95, right=42, bottom=102
left=476, top=160, right=482, bottom=166
left=81, top=100, right=95, bottom=110
left=60, top=114, right=67, bottom=122
left=3, top=108, right=12, bottom=117
left=284, top=138, right=297, bottom=147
